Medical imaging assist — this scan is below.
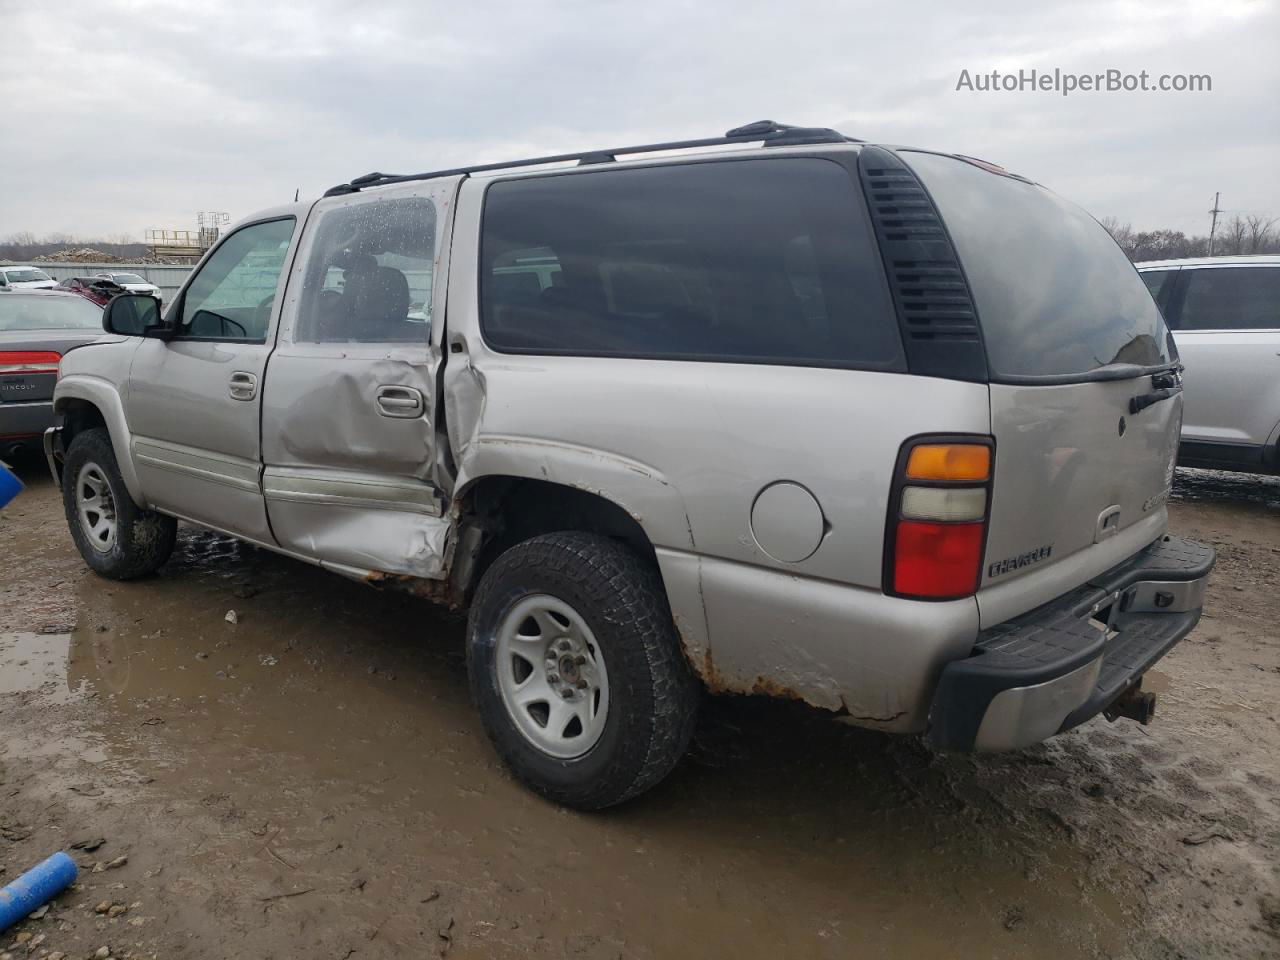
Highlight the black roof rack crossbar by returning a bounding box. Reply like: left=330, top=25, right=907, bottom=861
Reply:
left=322, top=120, right=858, bottom=196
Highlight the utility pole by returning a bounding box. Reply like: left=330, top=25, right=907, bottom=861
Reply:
left=1208, top=192, right=1222, bottom=256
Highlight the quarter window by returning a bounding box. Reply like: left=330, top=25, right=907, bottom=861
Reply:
left=479, top=158, right=904, bottom=369
left=295, top=196, right=436, bottom=344
left=1175, top=267, right=1280, bottom=331
left=177, top=218, right=295, bottom=341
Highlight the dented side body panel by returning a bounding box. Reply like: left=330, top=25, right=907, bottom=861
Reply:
left=444, top=173, right=990, bottom=730
left=260, top=178, right=462, bottom=578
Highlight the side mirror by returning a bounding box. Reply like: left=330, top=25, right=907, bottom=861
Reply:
left=103, top=294, right=165, bottom=337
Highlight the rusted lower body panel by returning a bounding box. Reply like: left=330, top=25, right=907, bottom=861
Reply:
left=671, top=551, right=980, bottom=733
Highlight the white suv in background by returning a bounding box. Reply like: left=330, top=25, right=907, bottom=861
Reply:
left=1138, top=256, right=1280, bottom=474
left=0, top=266, right=58, bottom=290
left=94, top=272, right=162, bottom=300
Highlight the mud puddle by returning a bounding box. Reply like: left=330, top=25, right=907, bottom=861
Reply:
left=1172, top=466, right=1280, bottom=511
left=0, top=630, right=81, bottom=702
left=2, top=455, right=1278, bottom=958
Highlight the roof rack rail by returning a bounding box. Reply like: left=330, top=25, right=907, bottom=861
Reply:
left=322, top=120, right=858, bottom=197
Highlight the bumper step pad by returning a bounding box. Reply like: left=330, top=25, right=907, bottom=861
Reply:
left=929, top=535, right=1215, bottom=751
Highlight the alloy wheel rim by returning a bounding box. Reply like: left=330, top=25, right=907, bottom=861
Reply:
left=495, top=594, right=610, bottom=759
left=76, top=462, right=117, bottom=553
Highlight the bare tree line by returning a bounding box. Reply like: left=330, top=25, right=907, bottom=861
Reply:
left=7, top=216, right=1278, bottom=267
left=0, top=231, right=147, bottom=262
left=1100, top=215, right=1280, bottom=262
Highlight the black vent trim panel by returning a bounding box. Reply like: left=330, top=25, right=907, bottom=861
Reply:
left=858, top=146, right=988, bottom=382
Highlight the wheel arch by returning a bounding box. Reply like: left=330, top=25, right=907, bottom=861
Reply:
left=452, top=474, right=660, bottom=598
left=1265, top=417, right=1280, bottom=470
left=54, top=378, right=143, bottom=504
left=448, top=472, right=711, bottom=678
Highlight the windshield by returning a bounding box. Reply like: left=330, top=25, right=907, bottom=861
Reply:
left=905, top=151, right=1172, bottom=380
left=111, top=273, right=146, bottom=283
left=3, top=268, right=53, bottom=283
left=0, top=295, right=103, bottom=331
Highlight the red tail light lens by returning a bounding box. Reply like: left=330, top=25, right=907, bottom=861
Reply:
left=0, top=351, right=61, bottom=374
left=893, top=521, right=985, bottom=597
left=886, top=436, right=994, bottom=601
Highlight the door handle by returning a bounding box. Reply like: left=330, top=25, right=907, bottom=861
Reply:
left=376, top=385, right=424, bottom=418
left=228, top=371, right=258, bottom=401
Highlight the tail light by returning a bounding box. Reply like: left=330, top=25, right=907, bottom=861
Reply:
left=0, top=351, right=61, bottom=375
left=885, top=436, right=994, bottom=600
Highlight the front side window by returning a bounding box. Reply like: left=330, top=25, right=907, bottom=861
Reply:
left=1175, top=267, right=1280, bottom=331
left=295, top=196, right=436, bottom=344
left=177, top=218, right=295, bottom=341
left=906, top=151, right=1172, bottom=379
left=479, top=158, right=904, bottom=369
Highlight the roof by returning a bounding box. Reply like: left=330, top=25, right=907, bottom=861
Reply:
left=1135, top=254, right=1280, bottom=269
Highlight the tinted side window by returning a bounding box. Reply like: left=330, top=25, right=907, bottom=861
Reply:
left=1141, top=269, right=1175, bottom=308
left=479, top=158, right=904, bottom=369
left=1177, top=267, right=1280, bottom=331
left=177, top=218, right=295, bottom=341
left=295, top=196, right=436, bottom=344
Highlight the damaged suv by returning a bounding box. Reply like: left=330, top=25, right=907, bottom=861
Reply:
left=46, top=121, right=1214, bottom=808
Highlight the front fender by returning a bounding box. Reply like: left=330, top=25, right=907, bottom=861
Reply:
left=54, top=375, right=144, bottom=505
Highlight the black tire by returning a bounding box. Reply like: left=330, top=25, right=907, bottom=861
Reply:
left=62, top=427, right=177, bottom=579
left=468, top=532, right=699, bottom=809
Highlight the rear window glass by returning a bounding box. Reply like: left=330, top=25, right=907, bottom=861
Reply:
left=1174, top=267, right=1280, bottom=331
left=0, top=294, right=101, bottom=331
left=479, top=158, right=904, bottom=369
left=905, top=152, right=1172, bottom=379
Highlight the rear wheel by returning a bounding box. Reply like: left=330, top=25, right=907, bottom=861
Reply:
left=468, top=532, right=699, bottom=809
left=62, top=428, right=176, bottom=579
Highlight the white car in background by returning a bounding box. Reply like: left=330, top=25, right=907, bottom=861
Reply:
left=0, top=266, right=58, bottom=290
left=1138, top=255, right=1280, bottom=474
left=94, top=271, right=162, bottom=299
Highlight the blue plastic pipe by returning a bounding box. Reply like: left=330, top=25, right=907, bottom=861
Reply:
left=0, top=464, right=21, bottom=510
left=0, top=852, right=77, bottom=932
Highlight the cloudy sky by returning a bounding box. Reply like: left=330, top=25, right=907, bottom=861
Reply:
left=1, top=0, right=1276, bottom=240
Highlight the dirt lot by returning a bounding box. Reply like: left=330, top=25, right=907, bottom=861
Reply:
left=1, top=454, right=1277, bottom=959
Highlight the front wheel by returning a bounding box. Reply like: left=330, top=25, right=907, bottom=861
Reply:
left=62, top=427, right=177, bottom=579
left=468, top=532, right=699, bottom=809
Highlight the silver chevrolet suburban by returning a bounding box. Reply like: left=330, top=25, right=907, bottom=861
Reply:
left=46, top=122, right=1215, bottom=808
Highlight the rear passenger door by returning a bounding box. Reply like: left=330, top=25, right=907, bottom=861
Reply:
left=261, top=179, right=460, bottom=577
left=1166, top=264, right=1280, bottom=455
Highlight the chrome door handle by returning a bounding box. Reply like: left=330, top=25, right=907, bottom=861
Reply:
left=376, top=385, right=424, bottom=418
left=228, top=371, right=258, bottom=401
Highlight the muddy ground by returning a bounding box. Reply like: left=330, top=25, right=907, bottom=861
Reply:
left=1, top=454, right=1277, bottom=960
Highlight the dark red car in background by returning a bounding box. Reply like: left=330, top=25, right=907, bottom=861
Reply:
left=56, top=276, right=127, bottom=306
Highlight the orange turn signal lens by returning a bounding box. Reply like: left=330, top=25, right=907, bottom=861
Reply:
left=905, top=444, right=990, bottom=482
